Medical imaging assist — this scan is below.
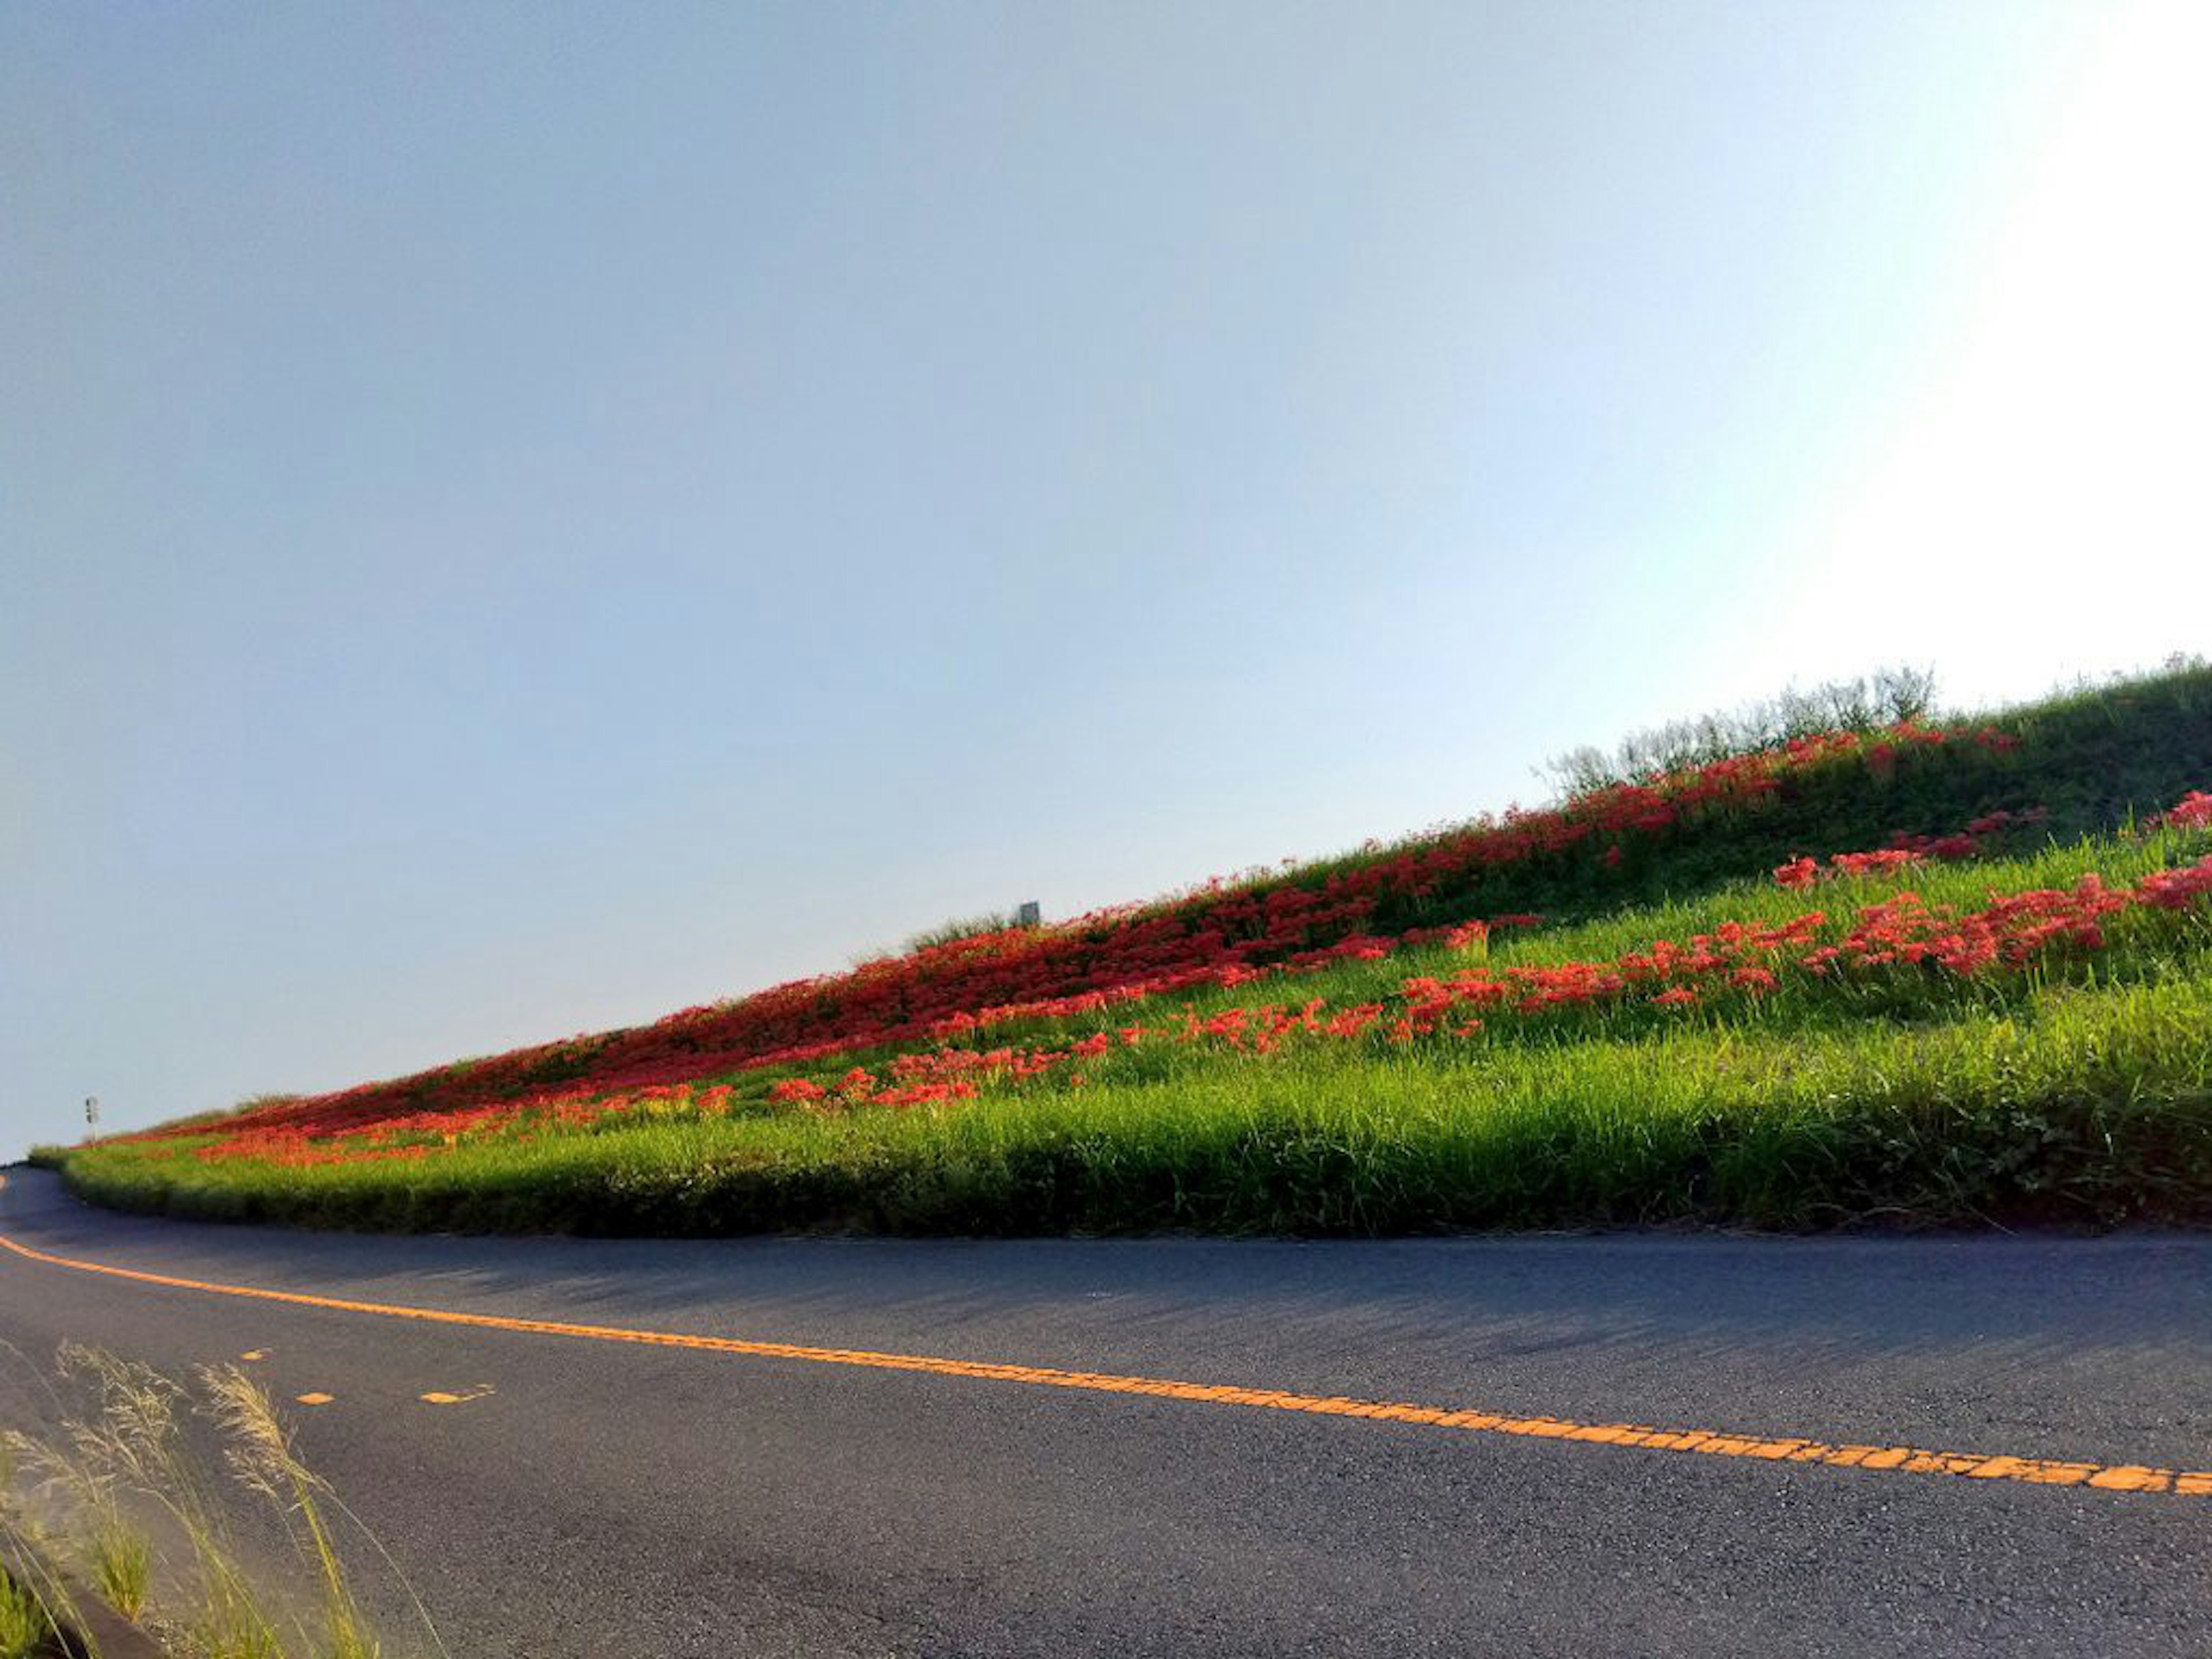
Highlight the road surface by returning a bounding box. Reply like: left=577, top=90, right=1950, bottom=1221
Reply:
left=1, top=1166, right=2206, bottom=1657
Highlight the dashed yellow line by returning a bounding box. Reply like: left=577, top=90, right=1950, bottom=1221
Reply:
left=0, top=1209, right=2202, bottom=1498
left=421, top=1385, right=495, bottom=1406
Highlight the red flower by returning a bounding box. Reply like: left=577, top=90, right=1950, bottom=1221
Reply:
left=1830, top=849, right=1919, bottom=879
left=2152, top=791, right=2212, bottom=831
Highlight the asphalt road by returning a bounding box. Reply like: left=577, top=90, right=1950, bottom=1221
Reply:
left=0, top=1167, right=2206, bottom=1658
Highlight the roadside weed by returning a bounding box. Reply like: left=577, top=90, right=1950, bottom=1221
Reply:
left=201, top=1367, right=378, bottom=1659
left=88, top=1517, right=151, bottom=1620
left=1, top=1348, right=440, bottom=1659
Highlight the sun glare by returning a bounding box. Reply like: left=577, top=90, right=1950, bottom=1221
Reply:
left=1796, top=0, right=2211, bottom=691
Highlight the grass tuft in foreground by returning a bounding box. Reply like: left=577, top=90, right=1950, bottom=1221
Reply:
left=1, top=1347, right=438, bottom=1659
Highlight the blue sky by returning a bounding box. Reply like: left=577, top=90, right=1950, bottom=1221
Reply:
left=5, top=1, right=2207, bottom=1147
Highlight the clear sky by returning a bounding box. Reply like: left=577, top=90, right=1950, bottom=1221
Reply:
left=5, top=1, right=2207, bottom=1149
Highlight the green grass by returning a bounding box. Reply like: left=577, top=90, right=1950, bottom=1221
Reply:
left=46, top=661, right=2212, bottom=1237
left=56, top=823, right=2212, bottom=1237
left=54, top=974, right=2212, bottom=1236
left=0, top=1574, right=50, bottom=1659
left=87, top=1520, right=150, bottom=1623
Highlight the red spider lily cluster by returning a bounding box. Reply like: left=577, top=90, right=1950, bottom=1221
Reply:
left=2148, top=791, right=2212, bottom=833
left=759, top=851, right=2212, bottom=1096
left=137, top=717, right=2021, bottom=1156
left=1771, top=806, right=2051, bottom=889
left=176, top=828, right=2212, bottom=1166
left=135, top=730, right=2153, bottom=1171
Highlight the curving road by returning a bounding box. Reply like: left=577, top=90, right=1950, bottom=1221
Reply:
left=1, top=1166, right=2207, bottom=1657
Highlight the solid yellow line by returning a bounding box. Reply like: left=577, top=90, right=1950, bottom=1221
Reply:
left=0, top=1207, right=2202, bottom=1499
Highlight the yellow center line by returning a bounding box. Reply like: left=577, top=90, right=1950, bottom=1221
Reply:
left=420, top=1385, right=495, bottom=1406
left=0, top=1204, right=2202, bottom=1498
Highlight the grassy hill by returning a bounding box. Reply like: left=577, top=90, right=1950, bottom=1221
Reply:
left=43, top=661, right=2212, bottom=1235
